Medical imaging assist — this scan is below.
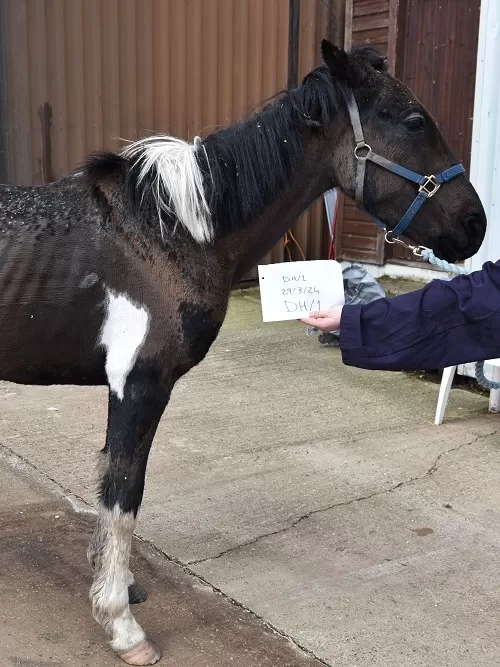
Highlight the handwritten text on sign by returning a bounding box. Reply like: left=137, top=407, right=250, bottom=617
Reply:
left=258, top=260, right=344, bottom=322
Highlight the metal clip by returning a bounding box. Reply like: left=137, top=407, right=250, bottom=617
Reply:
left=411, top=245, right=426, bottom=257
left=384, top=230, right=402, bottom=245
left=384, top=230, right=426, bottom=256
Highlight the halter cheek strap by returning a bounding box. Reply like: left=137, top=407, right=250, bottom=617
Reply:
left=344, top=91, right=465, bottom=240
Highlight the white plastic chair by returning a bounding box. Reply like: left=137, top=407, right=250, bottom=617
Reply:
left=435, top=359, right=500, bottom=424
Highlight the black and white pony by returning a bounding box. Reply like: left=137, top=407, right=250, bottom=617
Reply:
left=1, top=41, right=485, bottom=665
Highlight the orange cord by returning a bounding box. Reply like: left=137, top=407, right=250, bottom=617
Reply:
left=284, top=230, right=306, bottom=261
left=284, top=233, right=293, bottom=262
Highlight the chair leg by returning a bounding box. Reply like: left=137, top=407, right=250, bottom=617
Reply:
left=489, top=364, right=500, bottom=412
left=435, top=366, right=457, bottom=425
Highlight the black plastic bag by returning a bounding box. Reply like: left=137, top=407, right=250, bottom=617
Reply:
left=318, top=263, right=386, bottom=346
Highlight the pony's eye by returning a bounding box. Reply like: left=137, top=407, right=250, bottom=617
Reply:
left=404, top=113, right=426, bottom=132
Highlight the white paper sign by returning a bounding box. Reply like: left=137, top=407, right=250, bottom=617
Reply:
left=257, top=260, right=345, bottom=322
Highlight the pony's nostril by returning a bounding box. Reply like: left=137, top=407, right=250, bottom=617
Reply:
left=464, top=213, right=486, bottom=243
left=469, top=213, right=485, bottom=232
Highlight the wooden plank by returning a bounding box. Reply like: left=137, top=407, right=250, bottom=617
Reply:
left=344, top=0, right=353, bottom=49
left=354, top=0, right=388, bottom=16
left=339, top=0, right=390, bottom=265
left=353, top=15, right=389, bottom=32
left=352, top=29, right=388, bottom=46
left=339, top=247, right=382, bottom=261
left=387, top=0, right=401, bottom=74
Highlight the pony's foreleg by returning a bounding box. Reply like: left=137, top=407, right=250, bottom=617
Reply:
left=88, top=368, right=170, bottom=665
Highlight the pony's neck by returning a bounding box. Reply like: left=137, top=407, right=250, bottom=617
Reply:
left=202, top=65, right=342, bottom=274
left=217, top=132, right=336, bottom=282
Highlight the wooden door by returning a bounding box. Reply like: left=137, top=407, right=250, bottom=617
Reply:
left=389, top=0, right=481, bottom=263
left=337, top=0, right=481, bottom=266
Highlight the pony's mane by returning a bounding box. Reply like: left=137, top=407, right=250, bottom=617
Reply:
left=199, top=64, right=341, bottom=236
left=82, top=46, right=382, bottom=244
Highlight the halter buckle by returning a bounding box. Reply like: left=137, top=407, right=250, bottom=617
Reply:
left=419, top=175, right=441, bottom=197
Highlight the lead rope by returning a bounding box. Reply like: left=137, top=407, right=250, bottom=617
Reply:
left=420, top=248, right=469, bottom=275
left=417, top=248, right=499, bottom=390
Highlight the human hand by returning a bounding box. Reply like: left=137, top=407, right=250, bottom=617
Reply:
left=300, top=306, right=343, bottom=333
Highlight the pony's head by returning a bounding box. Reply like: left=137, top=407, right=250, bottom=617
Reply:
left=317, top=40, right=485, bottom=262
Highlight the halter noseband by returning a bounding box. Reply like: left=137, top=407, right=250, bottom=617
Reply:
left=344, top=91, right=465, bottom=246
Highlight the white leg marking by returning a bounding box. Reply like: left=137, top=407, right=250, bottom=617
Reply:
left=89, top=506, right=145, bottom=653
left=100, top=290, right=150, bottom=400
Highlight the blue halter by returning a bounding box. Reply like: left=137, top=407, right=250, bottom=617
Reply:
left=345, top=91, right=465, bottom=241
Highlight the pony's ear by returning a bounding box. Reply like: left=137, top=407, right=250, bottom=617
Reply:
left=321, top=40, right=357, bottom=83
left=352, top=45, right=388, bottom=73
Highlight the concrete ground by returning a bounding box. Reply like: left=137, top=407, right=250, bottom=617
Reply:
left=1, top=287, right=499, bottom=667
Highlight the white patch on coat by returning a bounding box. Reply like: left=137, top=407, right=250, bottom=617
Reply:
left=99, top=290, right=150, bottom=400
left=89, top=505, right=145, bottom=653
left=121, top=135, right=213, bottom=243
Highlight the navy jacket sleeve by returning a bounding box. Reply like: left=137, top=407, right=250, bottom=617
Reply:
left=339, top=261, right=500, bottom=371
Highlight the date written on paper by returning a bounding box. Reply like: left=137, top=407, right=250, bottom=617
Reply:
left=281, top=275, right=320, bottom=313
left=258, top=260, right=344, bottom=323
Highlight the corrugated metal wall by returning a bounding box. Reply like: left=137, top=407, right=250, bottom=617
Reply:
left=0, top=0, right=344, bottom=269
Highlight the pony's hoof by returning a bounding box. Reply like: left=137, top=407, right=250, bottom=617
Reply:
left=118, top=639, right=161, bottom=665
left=128, top=582, right=148, bottom=604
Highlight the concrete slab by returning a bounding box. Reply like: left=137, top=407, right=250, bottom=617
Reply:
left=1, top=288, right=499, bottom=666
left=0, top=457, right=324, bottom=667
left=193, top=432, right=500, bottom=666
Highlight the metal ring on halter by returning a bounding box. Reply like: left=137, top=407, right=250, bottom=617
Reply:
left=354, top=143, right=372, bottom=160
left=384, top=230, right=398, bottom=244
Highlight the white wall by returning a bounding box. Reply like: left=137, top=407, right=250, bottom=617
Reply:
left=460, top=0, right=499, bottom=378
left=467, top=0, right=500, bottom=271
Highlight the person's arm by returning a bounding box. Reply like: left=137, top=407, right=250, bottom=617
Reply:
left=303, top=261, right=500, bottom=371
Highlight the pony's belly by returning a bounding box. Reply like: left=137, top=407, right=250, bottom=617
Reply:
left=0, top=297, right=107, bottom=385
